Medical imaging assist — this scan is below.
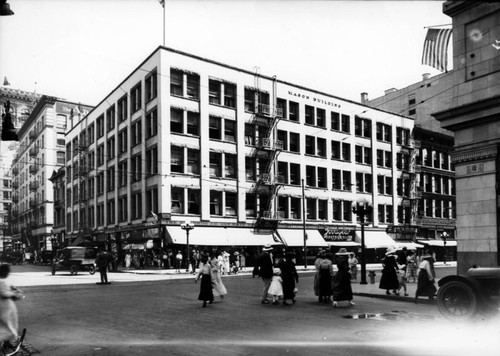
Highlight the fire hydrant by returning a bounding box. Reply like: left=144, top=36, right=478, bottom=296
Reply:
left=369, top=270, right=376, bottom=284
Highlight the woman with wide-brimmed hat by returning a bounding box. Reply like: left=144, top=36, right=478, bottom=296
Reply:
left=332, top=248, right=354, bottom=307
left=379, top=247, right=400, bottom=295
left=415, top=251, right=437, bottom=303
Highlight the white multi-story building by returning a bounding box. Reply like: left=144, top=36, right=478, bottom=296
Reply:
left=64, top=46, right=415, bottom=264
left=11, top=96, right=92, bottom=252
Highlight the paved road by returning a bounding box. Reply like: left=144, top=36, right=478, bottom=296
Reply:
left=9, top=264, right=499, bottom=356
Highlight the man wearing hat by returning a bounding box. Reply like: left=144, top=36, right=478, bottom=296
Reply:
left=255, top=244, right=275, bottom=304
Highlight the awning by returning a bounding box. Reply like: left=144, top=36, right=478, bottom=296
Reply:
left=419, top=239, right=457, bottom=247
left=394, top=241, right=425, bottom=250
left=355, top=230, right=397, bottom=249
left=277, top=229, right=328, bottom=247
left=165, top=226, right=281, bottom=246
left=326, top=241, right=361, bottom=247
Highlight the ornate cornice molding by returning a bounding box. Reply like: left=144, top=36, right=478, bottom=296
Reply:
left=452, top=145, right=498, bottom=164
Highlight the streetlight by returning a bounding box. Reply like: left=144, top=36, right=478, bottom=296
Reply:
left=302, top=179, right=307, bottom=268
left=181, top=221, right=194, bottom=272
left=352, top=197, right=372, bottom=285
left=441, top=231, right=449, bottom=265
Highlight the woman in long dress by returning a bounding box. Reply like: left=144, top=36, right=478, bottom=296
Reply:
left=195, top=255, right=214, bottom=307
left=0, top=265, right=23, bottom=347
left=415, top=252, right=437, bottom=303
left=313, top=251, right=325, bottom=301
left=332, top=251, right=354, bottom=307
left=279, top=252, right=299, bottom=305
left=379, top=247, right=400, bottom=295
left=318, top=253, right=334, bottom=303
left=210, top=253, right=227, bottom=300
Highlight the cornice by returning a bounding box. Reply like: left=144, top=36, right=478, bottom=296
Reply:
left=451, top=144, right=498, bottom=164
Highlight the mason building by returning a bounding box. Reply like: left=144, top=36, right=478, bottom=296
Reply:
left=62, top=46, right=415, bottom=264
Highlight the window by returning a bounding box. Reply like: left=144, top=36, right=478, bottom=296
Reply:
left=306, top=198, right=317, bottom=220
left=318, top=167, right=327, bottom=188
left=171, top=146, right=183, bottom=173
left=106, top=105, right=115, bottom=132
left=317, top=108, right=326, bottom=127
left=210, top=190, right=222, bottom=215
left=187, top=149, right=200, bottom=175
left=376, top=123, right=391, bottom=142
left=396, top=127, right=410, bottom=145
left=107, top=166, right=115, bottom=191
left=118, top=160, right=127, bottom=187
left=290, top=197, right=301, bottom=219
left=224, top=83, right=236, bottom=108
left=290, top=163, right=301, bottom=185
left=185, top=111, right=199, bottom=136
left=186, top=73, right=199, bottom=99
left=170, top=108, right=183, bottom=134
left=131, top=119, right=142, bottom=147
left=305, top=136, right=315, bottom=155
left=171, top=187, right=184, bottom=214
left=356, top=172, right=372, bottom=193
left=277, top=98, right=286, bottom=119
left=332, top=200, right=341, bottom=221
left=245, top=157, right=256, bottom=181
left=131, top=154, right=142, bottom=182
left=118, top=129, right=127, bottom=155
left=146, top=187, right=158, bottom=217
left=331, top=112, right=340, bottom=130
left=145, top=70, right=157, bottom=102
left=118, top=196, right=128, bottom=222
left=289, top=132, right=300, bottom=153
left=209, top=116, right=222, bottom=140
left=305, top=105, right=315, bottom=125
left=244, top=88, right=255, bottom=112
left=210, top=152, right=222, bottom=177
left=225, top=192, right=237, bottom=216
left=224, top=120, right=236, bottom=142
left=130, top=83, right=142, bottom=113
left=332, top=169, right=342, bottom=189
left=246, top=193, right=257, bottom=217
left=341, top=114, right=350, bottom=133
left=289, top=101, right=299, bottom=122
left=97, top=172, right=104, bottom=196
left=146, top=108, right=158, bottom=138
left=170, top=69, right=183, bottom=96
left=277, top=130, right=287, bottom=151
left=117, top=95, right=127, bottom=122
left=146, top=146, right=158, bottom=176
left=209, top=80, right=221, bottom=105
left=306, top=165, right=316, bottom=187
left=107, top=136, right=115, bottom=160
left=355, top=116, right=371, bottom=138
left=131, top=191, right=142, bottom=219
left=187, top=188, right=200, bottom=214
left=97, top=144, right=105, bottom=166
left=224, top=154, right=237, bottom=178
left=277, top=161, right=288, bottom=184
left=342, top=171, right=352, bottom=191
left=96, top=115, right=104, bottom=138
left=355, top=145, right=371, bottom=165
left=87, top=123, right=95, bottom=144
left=317, top=138, right=326, bottom=157
left=332, top=140, right=341, bottom=159
left=342, top=142, right=351, bottom=161
left=245, top=124, right=256, bottom=146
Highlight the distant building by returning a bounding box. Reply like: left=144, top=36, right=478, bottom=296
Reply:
left=0, top=87, right=41, bottom=251
left=10, top=96, right=92, bottom=253
left=62, top=46, right=415, bottom=264
left=364, top=72, right=458, bottom=262
left=434, top=1, right=500, bottom=274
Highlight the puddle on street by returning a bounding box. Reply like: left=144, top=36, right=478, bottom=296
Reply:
left=343, top=310, right=435, bottom=321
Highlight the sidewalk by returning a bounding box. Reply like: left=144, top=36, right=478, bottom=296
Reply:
left=118, top=261, right=456, bottom=304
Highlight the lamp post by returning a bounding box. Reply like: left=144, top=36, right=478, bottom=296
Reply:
left=302, top=179, right=307, bottom=268
left=181, top=221, right=194, bottom=272
left=441, top=231, right=449, bottom=265
left=352, top=197, right=372, bottom=285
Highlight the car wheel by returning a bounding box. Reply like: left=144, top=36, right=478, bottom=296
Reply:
left=70, top=265, right=78, bottom=275
left=88, top=265, right=96, bottom=275
left=437, top=280, right=478, bottom=320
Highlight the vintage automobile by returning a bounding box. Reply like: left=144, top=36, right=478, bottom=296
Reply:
left=437, top=266, right=500, bottom=320
left=51, top=246, right=97, bottom=275
left=0, top=251, right=23, bottom=265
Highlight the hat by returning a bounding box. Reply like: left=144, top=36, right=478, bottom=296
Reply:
left=385, top=247, right=397, bottom=256
left=262, top=244, right=273, bottom=251
left=335, top=248, right=349, bottom=256
left=233, top=251, right=240, bottom=256
left=421, top=253, right=433, bottom=259
left=273, top=267, right=281, bottom=275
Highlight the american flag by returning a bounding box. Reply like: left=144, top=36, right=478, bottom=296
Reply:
left=422, top=28, right=452, bottom=72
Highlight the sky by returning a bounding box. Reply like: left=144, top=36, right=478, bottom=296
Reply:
left=0, top=0, right=452, bottom=107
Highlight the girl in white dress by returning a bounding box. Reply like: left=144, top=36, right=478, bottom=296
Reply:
left=267, top=268, right=283, bottom=305
left=210, top=255, right=227, bottom=299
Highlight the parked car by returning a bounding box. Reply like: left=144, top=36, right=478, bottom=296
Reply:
left=37, top=250, right=55, bottom=265
left=51, top=246, right=97, bottom=275
left=0, top=251, right=23, bottom=265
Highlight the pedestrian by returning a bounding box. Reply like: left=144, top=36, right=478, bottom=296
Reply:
left=239, top=251, right=246, bottom=272
left=255, top=244, right=274, bottom=304
left=332, top=249, right=354, bottom=307
left=125, top=252, right=132, bottom=269
left=415, top=251, right=437, bottom=304
left=175, top=251, right=183, bottom=273
left=222, top=251, right=230, bottom=275
left=268, top=268, right=283, bottom=305
left=210, top=252, right=227, bottom=300
left=348, top=253, right=359, bottom=282
left=379, top=247, right=400, bottom=295
left=279, top=252, right=299, bottom=305
left=190, top=250, right=198, bottom=275
left=195, top=254, right=214, bottom=307
left=406, top=250, right=417, bottom=283
left=0, top=264, right=23, bottom=350
left=96, top=251, right=110, bottom=285
left=396, top=266, right=408, bottom=296
left=162, top=251, right=168, bottom=269
left=313, top=250, right=325, bottom=300
left=397, top=247, right=408, bottom=275
left=318, top=252, right=334, bottom=303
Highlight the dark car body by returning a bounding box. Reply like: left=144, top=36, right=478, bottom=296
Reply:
left=0, top=251, right=23, bottom=265
left=51, top=247, right=97, bottom=275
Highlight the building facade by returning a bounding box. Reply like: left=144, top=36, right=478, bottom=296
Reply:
left=61, top=46, right=415, bottom=264
left=434, top=1, right=500, bottom=274
left=364, top=72, right=458, bottom=261
left=10, top=96, right=92, bottom=253
left=0, top=87, right=40, bottom=252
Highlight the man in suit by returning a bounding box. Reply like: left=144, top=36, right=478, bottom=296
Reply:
left=256, top=244, right=274, bottom=304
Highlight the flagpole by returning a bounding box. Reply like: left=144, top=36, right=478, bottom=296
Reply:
left=424, top=24, right=452, bottom=29
left=163, top=2, right=165, bottom=46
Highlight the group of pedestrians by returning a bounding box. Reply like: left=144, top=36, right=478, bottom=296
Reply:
left=194, top=251, right=228, bottom=307
left=313, top=248, right=354, bottom=307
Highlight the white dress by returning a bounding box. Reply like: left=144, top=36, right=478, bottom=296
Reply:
left=0, top=279, right=19, bottom=342
left=210, top=259, right=227, bottom=297
left=267, top=275, right=283, bottom=297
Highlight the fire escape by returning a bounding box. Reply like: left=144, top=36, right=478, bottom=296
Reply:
left=251, top=74, right=284, bottom=231
left=401, top=135, right=421, bottom=239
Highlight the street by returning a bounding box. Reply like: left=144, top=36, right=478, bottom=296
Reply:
left=9, top=266, right=499, bottom=356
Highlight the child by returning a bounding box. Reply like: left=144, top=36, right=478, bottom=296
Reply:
left=267, top=268, right=283, bottom=305
left=0, top=264, right=24, bottom=350
left=396, top=266, right=408, bottom=296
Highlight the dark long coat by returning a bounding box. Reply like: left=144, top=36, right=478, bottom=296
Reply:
left=379, top=255, right=399, bottom=290
left=279, top=258, right=298, bottom=300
